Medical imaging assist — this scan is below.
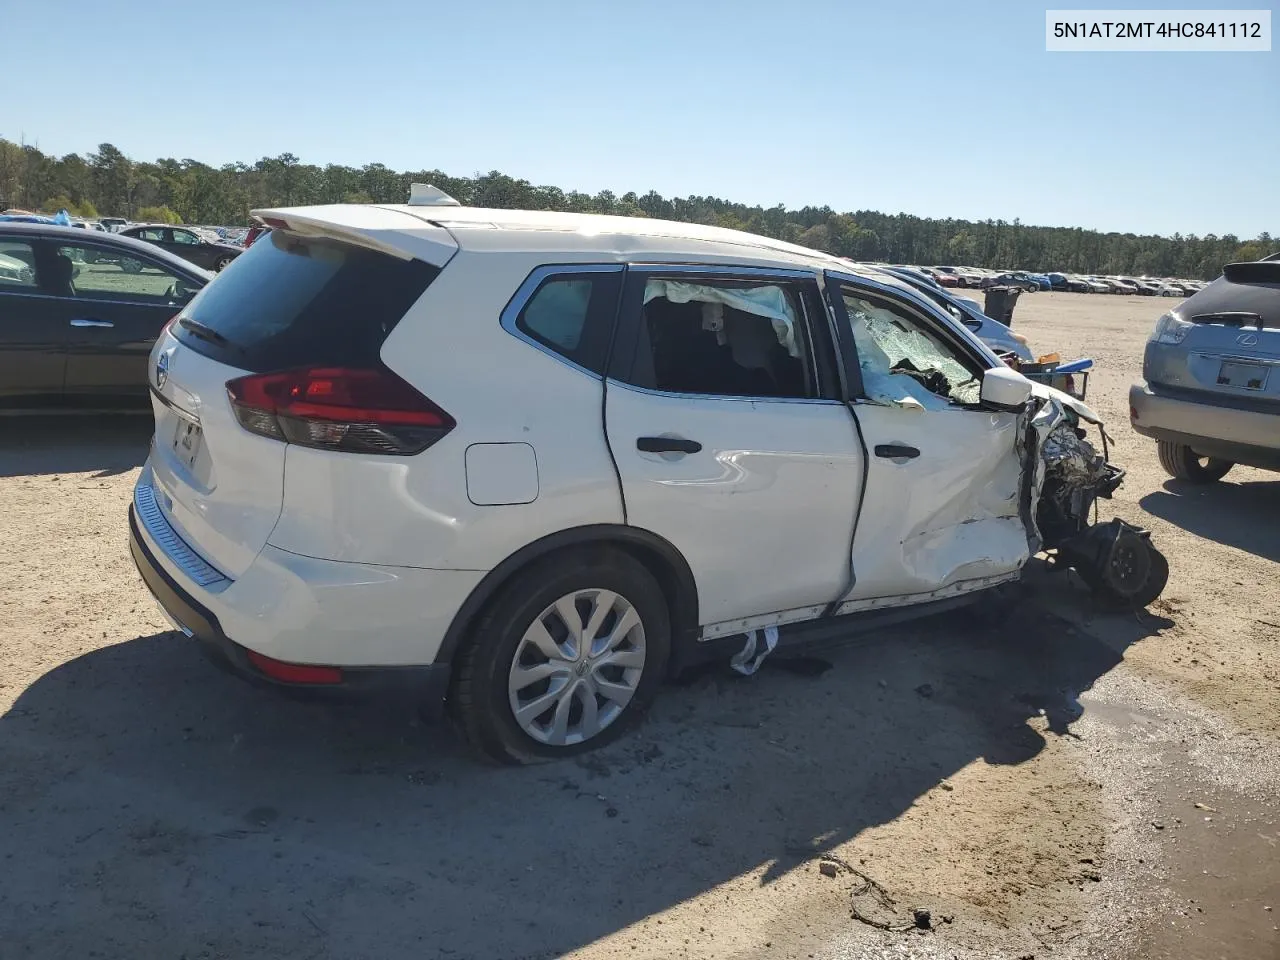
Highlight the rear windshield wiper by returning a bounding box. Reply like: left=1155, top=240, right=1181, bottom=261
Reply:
left=178, top=317, right=245, bottom=351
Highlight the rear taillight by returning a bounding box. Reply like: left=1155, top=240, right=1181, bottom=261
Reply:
left=225, top=366, right=453, bottom=455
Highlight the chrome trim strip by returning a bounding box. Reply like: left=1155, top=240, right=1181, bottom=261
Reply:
left=133, top=477, right=230, bottom=591
left=149, top=386, right=201, bottom=424
left=499, top=263, right=624, bottom=379
left=606, top=378, right=842, bottom=405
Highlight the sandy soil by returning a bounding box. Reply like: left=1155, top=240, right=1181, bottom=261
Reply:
left=1, top=291, right=1277, bottom=959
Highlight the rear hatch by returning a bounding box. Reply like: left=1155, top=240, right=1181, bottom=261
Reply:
left=1146, top=261, right=1280, bottom=408
left=147, top=212, right=453, bottom=578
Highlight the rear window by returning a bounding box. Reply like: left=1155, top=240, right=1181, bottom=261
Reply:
left=174, top=231, right=439, bottom=371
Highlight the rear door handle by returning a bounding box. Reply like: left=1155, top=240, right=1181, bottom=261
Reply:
left=637, top=436, right=702, bottom=455
left=874, top=443, right=920, bottom=460
left=70, top=318, right=114, bottom=328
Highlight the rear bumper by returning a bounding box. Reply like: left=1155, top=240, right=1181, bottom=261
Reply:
left=1129, top=382, right=1280, bottom=467
left=129, top=466, right=487, bottom=705
left=129, top=506, right=452, bottom=707
left=1130, top=382, right=1280, bottom=448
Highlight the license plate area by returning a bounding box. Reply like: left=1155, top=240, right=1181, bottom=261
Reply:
left=173, top=419, right=204, bottom=470
left=1216, top=360, right=1269, bottom=391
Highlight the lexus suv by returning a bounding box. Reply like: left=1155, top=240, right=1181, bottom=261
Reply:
left=129, top=196, right=1164, bottom=763
left=1131, top=257, right=1280, bottom=482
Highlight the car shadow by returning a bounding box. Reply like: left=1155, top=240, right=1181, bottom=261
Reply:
left=0, top=415, right=151, bottom=478
left=1140, top=477, right=1280, bottom=563
left=0, top=571, right=1170, bottom=959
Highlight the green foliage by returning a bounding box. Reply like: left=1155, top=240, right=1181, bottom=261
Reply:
left=136, top=205, right=183, bottom=224
left=0, top=138, right=1272, bottom=279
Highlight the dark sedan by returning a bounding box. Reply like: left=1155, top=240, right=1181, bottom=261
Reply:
left=0, top=223, right=210, bottom=411
left=120, top=224, right=242, bottom=271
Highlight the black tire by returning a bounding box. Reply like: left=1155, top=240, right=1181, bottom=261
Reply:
left=215, top=255, right=234, bottom=271
left=1156, top=441, right=1233, bottom=483
left=449, top=547, right=671, bottom=764
left=1095, top=537, right=1169, bottom=610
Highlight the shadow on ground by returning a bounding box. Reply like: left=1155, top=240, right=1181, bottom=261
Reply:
left=0, top=572, right=1171, bottom=959
left=1140, top=477, right=1280, bottom=563
left=0, top=416, right=151, bottom=479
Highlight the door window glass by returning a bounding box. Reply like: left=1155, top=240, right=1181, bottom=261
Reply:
left=842, top=288, right=983, bottom=409
left=55, top=244, right=198, bottom=304
left=0, top=240, right=37, bottom=290
left=136, top=227, right=166, bottom=241
left=170, top=229, right=201, bottom=245
left=624, top=278, right=812, bottom=399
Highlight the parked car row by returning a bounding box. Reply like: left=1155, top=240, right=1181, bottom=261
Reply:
left=904, top=263, right=1207, bottom=297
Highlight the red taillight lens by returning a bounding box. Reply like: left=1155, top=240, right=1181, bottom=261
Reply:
left=226, top=366, right=454, bottom=455
left=246, top=649, right=343, bottom=685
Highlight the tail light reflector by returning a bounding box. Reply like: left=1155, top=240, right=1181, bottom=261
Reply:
left=246, top=649, right=343, bottom=685
left=226, top=366, right=453, bottom=455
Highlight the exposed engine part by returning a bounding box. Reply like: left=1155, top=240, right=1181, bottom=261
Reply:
left=1025, top=395, right=1167, bottom=608
left=1036, top=420, right=1124, bottom=545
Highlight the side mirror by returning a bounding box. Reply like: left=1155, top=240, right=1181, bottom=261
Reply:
left=980, top=366, right=1033, bottom=412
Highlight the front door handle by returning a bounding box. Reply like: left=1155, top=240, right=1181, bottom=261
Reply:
left=637, top=436, right=702, bottom=455
left=70, top=318, right=114, bottom=328
left=874, top=443, right=920, bottom=460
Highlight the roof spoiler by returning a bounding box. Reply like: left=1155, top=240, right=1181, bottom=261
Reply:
left=1223, top=260, right=1280, bottom=285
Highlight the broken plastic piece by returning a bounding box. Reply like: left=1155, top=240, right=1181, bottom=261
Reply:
left=730, top=625, right=779, bottom=676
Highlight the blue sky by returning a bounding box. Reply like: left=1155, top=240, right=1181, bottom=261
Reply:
left=4, top=0, right=1276, bottom=237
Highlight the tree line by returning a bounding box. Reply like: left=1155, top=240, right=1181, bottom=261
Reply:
left=0, top=139, right=1272, bottom=279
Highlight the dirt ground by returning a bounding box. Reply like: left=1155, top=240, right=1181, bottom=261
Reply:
left=1, top=291, right=1277, bottom=960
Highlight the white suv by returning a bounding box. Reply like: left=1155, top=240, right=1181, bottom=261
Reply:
left=129, top=197, right=1165, bottom=762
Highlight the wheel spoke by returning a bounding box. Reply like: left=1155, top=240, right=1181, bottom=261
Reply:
left=554, top=596, right=584, bottom=656
left=510, top=661, right=571, bottom=689
left=523, top=618, right=568, bottom=662
left=594, top=676, right=635, bottom=705
left=597, top=647, right=645, bottom=671
left=578, top=687, right=600, bottom=738
left=514, top=680, right=568, bottom=728
left=582, top=590, right=618, bottom=651
left=603, top=606, right=641, bottom=649
left=548, top=686, right=575, bottom=745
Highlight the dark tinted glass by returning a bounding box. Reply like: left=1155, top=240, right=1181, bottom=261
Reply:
left=513, top=270, right=621, bottom=374
left=173, top=231, right=438, bottom=371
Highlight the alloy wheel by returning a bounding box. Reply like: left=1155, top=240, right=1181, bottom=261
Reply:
left=507, top=589, right=646, bottom=746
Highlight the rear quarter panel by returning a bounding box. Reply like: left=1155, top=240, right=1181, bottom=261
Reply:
left=266, top=250, right=626, bottom=571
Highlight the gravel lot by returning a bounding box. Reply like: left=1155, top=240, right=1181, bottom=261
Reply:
left=1, top=291, right=1277, bottom=960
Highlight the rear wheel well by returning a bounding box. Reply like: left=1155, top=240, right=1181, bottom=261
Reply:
left=438, top=526, right=699, bottom=679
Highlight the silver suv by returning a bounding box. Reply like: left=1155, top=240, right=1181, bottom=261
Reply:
left=1130, top=258, right=1280, bottom=482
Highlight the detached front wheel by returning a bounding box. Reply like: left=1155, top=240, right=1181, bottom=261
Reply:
left=1156, top=441, right=1233, bottom=483
left=450, top=549, right=670, bottom=764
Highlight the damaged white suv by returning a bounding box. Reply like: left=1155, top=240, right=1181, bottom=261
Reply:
left=128, top=195, right=1166, bottom=762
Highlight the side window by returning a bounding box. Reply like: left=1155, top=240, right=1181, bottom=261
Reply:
left=55, top=244, right=197, bottom=304
left=137, top=228, right=165, bottom=242
left=0, top=240, right=38, bottom=290
left=621, top=277, right=814, bottom=399
left=170, top=230, right=200, bottom=245
left=841, top=287, right=983, bottom=409
left=511, top=269, right=622, bottom=375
